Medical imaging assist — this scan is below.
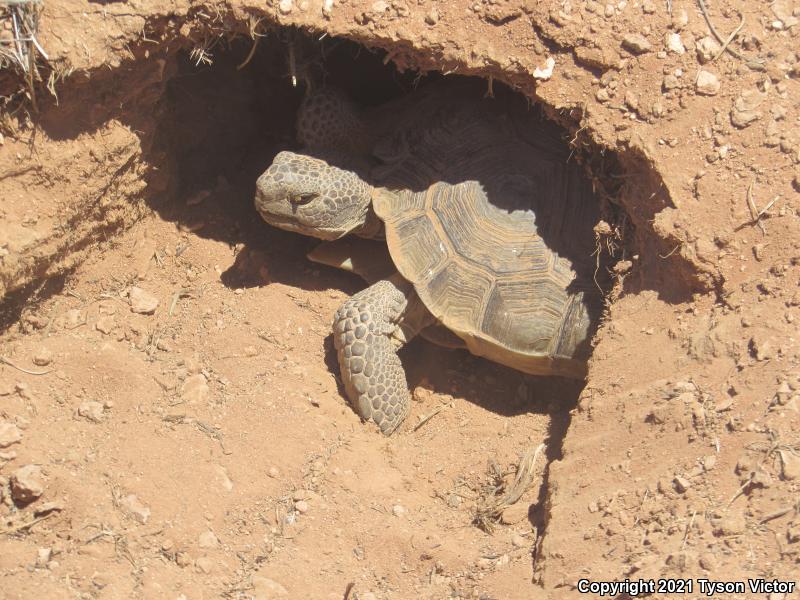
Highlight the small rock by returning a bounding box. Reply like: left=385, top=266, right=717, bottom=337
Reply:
left=294, top=500, right=309, bottom=514
left=624, top=91, right=639, bottom=111
left=731, top=90, right=765, bottom=129
left=129, top=287, right=159, bottom=314
left=595, top=88, right=610, bottom=102
left=713, top=513, right=746, bottom=536
left=198, top=530, right=219, bottom=548
left=267, top=466, right=280, bottom=478
left=750, top=334, right=773, bottom=361
left=16, top=382, right=32, bottom=400
left=244, top=345, right=258, bottom=357
left=120, top=494, right=151, bottom=524
left=447, top=494, right=462, bottom=508
left=703, top=455, right=717, bottom=471
left=772, top=1, right=799, bottom=28
left=696, top=70, right=720, bottom=96
left=175, top=551, right=192, bottom=567
left=695, top=36, right=720, bottom=63
left=0, top=421, right=22, bottom=448
left=195, top=556, right=214, bottom=574
left=33, top=501, right=64, bottom=516
left=63, top=309, right=83, bottom=329
left=731, top=108, right=760, bottom=129
left=424, top=7, right=439, bottom=25
left=788, top=524, right=800, bottom=544
left=501, top=502, right=530, bottom=524
left=181, top=374, right=209, bottom=404
left=642, top=0, right=656, bottom=13
left=574, top=45, right=621, bottom=70
left=95, top=316, right=116, bottom=334
left=622, top=33, right=652, bottom=54
left=321, top=0, right=333, bottom=17
left=10, top=465, right=45, bottom=503
left=662, top=74, right=679, bottom=91
left=511, top=533, right=528, bottom=548
left=32, top=348, right=53, bottom=366
left=699, top=552, right=716, bottom=570
left=35, top=548, right=52, bottom=568
left=671, top=8, right=688, bottom=30
left=215, top=465, right=234, bottom=491
left=78, top=401, right=104, bottom=423
left=779, top=451, right=800, bottom=480
left=650, top=100, right=664, bottom=117
left=532, top=57, right=555, bottom=80
left=278, top=0, right=292, bottom=14
left=665, top=32, right=685, bottom=54
left=252, top=576, right=289, bottom=599
left=673, top=476, right=691, bottom=493
left=392, top=504, right=406, bottom=517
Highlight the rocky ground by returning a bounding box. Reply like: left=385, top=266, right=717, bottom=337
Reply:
left=1, top=0, right=799, bottom=599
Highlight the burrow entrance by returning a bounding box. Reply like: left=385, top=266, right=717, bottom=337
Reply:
left=1, top=21, right=703, bottom=438
left=152, top=30, right=616, bottom=401
left=147, top=32, right=611, bottom=549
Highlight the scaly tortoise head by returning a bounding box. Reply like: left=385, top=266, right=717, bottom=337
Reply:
left=254, top=151, right=373, bottom=241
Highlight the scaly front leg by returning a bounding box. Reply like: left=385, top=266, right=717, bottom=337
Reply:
left=333, top=278, right=415, bottom=434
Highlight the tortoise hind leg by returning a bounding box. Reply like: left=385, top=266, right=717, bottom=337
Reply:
left=333, top=278, right=423, bottom=434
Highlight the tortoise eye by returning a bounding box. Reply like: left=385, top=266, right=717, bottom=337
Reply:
left=290, top=192, right=318, bottom=204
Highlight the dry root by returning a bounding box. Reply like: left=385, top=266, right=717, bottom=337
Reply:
left=474, top=443, right=545, bottom=532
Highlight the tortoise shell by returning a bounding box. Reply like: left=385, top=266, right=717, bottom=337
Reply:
left=370, top=89, right=603, bottom=377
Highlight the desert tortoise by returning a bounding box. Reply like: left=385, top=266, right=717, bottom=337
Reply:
left=255, top=80, right=604, bottom=434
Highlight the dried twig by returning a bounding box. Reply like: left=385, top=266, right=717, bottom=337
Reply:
left=681, top=510, right=696, bottom=549
left=237, top=17, right=267, bottom=71
left=697, top=0, right=764, bottom=69
left=1, top=355, right=53, bottom=375
left=713, top=14, right=745, bottom=62
left=413, top=403, right=450, bottom=432
left=342, top=582, right=355, bottom=600
left=759, top=504, right=798, bottom=524
left=474, top=443, right=545, bottom=532
left=168, top=288, right=194, bottom=316
left=1, top=0, right=47, bottom=109
left=745, top=183, right=777, bottom=235
left=0, top=512, right=54, bottom=535
left=658, top=243, right=682, bottom=259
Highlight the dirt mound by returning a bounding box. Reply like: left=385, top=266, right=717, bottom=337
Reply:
left=1, top=0, right=799, bottom=598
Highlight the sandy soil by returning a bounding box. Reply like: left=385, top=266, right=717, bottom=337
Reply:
left=1, top=0, right=799, bottom=598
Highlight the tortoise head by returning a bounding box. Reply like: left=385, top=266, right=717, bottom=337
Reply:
left=255, top=151, right=374, bottom=240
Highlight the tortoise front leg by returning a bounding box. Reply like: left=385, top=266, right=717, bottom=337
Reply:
left=332, top=278, right=416, bottom=434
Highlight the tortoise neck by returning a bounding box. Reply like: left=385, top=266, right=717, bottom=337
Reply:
left=353, top=199, right=384, bottom=240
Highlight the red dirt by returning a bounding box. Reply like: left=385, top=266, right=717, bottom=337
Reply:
left=1, top=0, right=799, bottom=598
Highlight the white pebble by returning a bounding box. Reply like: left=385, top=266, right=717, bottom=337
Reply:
left=695, top=70, right=720, bottom=96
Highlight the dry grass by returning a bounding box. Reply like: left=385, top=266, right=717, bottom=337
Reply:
left=473, top=443, right=545, bottom=532
left=1, top=0, right=47, bottom=110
